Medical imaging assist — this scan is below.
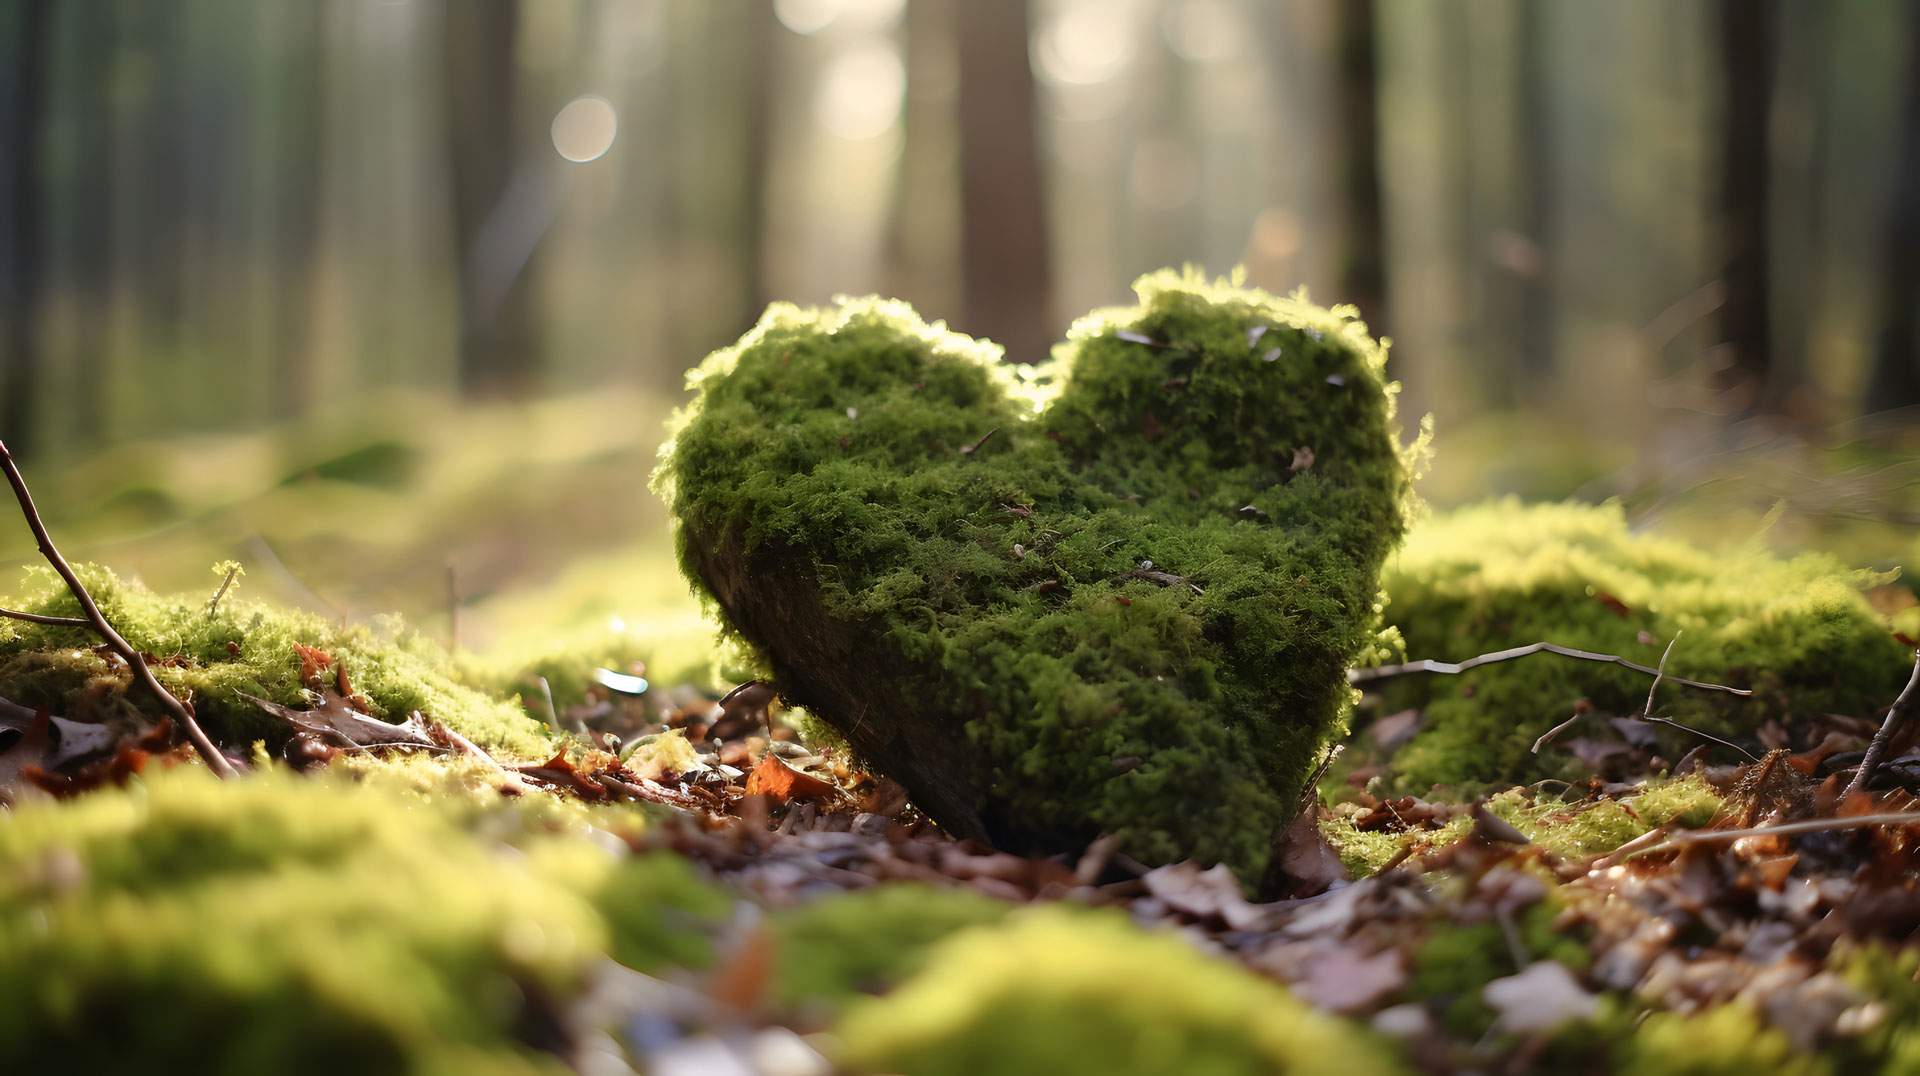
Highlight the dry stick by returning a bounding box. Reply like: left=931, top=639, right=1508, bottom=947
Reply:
left=1844, top=648, right=1920, bottom=799
left=1349, top=641, right=1752, bottom=698
left=1635, top=632, right=1759, bottom=762
left=0, top=440, right=236, bottom=778
left=1621, top=811, right=1920, bottom=861
left=0, top=606, right=89, bottom=628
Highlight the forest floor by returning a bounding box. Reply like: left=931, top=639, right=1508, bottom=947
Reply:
left=4, top=397, right=1920, bottom=1073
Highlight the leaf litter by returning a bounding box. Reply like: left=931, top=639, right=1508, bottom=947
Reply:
left=6, top=634, right=1920, bottom=1073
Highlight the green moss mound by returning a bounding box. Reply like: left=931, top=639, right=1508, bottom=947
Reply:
left=0, top=765, right=730, bottom=1075
left=658, top=269, right=1418, bottom=885
left=1622, top=1005, right=1831, bottom=1076
left=0, top=565, right=552, bottom=757
left=833, top=905, right=1404, bottom=1076
left=1379, top=500, right=1910, bottom=790
left=771, top=884, right=1014, bottom=1017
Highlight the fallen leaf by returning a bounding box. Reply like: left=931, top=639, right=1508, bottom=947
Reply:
left=1295, top=947, right=1406, bottom=1014
left=292, top=644, right=335, bottom=688
left=0, top=708, right=52, bottom=796
left=626, top=728, right=703, bottom=781
left=243, top=690, right=436, bottom=750
left=1274, top=809, right=1349, bottom=895
left=744, top=750, right=839, bottom=805
left=1484, top=960, right=1600, bottom=1033
left=1142, top=861, right=1272, bottom=931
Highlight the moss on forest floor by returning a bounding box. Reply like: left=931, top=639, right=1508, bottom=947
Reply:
left=1371, top=499, right=1912, bottom=792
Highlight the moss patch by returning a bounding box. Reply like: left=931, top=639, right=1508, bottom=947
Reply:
left=1622, top=1005, right=1832, bottom=1076
left=0, top=765, right=730, bottom=1075
left=1380, top=500, right=1909, bottom=791
left=770, top=884, right=1014, bottom=1018
left=1321, top=775, right=1724, bottom=875
left=833, top=905, right=1404, bottom=1076
left=658, top=269, right=1419, bottom=884
left=0, top=565, right=552, bottom=757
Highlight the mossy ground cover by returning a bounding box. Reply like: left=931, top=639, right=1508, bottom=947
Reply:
left=4, top=302, right=1920, bottom=1073
left=659, top=269, right=1421, bottom=884
left=1374, top=499, right=1912, bottom=792
left=0, top=565, right=552, bottom=757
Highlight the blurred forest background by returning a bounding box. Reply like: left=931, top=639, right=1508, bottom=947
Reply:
left=2, top=0, right=1920, bottom=666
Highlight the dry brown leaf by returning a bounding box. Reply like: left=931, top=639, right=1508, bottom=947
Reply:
left=1484, top=961, right=1600, bottom=1033
left=744, top=750, right=839, bottom=805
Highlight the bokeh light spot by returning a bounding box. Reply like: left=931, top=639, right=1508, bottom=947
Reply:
left=550, top=95, right=618, bottom=163
left=816, top=44, right=905, bottom=141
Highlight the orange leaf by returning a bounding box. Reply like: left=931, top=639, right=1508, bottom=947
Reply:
left=293, top=644, right=335, bottom=688
left=744, top=750, right=838, bottom=805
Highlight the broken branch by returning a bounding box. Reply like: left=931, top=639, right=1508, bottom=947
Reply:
left=1349, top=641, right=1752, bottom=698
left=1623, top=811, right=1920, bottom=860
left=0, top=439, right=235, bottom=778
left=0, top=606, right=89, bottom=629
left=1843, top=648, right=1920, bottom=799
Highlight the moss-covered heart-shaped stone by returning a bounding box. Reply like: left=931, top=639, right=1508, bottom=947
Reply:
left=657, top=270, right=1418, bottom=886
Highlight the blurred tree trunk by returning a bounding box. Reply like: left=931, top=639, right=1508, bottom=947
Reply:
left=1514, top=0, right=1555, bottom=383
left=1867, top=9, right=1920, bottom=411
left=1329, top=0, right=1386, bottom=331
left=275, top=3, right=328, bottom=418
left=1715, top=0, right=1777, bottom=412
left=883, top=0, right=960, bottom=317
left=442, top=0, right=538, bottom=396
left=0, top=0, right=53, bottom=456
left=955, top=0, right=1052, bottom=362
left=1769, top=0, right=1830, bottom=418
left=63, top=0, right=117, bottom=441
left=739, top=3, right=775, bottom=323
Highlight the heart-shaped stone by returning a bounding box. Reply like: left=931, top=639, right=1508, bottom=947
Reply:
left=658, top=270, right=1416, bottom=887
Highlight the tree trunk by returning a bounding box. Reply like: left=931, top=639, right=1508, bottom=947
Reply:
left=739, top=3, right=776, bottom=326
left=1328, top=0, right=1386, bottom=331
left=441, top=0, right=538, bottom=396
left=1514, top=0, right=1555, bottom=383
left=1715, top=0, right=1777, bottom=411
left=0, top=0, right=53, bottom=457
left=954, top=0, right=1052, bottom=363
left=275, top=2, right=328, bottom=418
left=1867, top=8, right=1920, bottom=412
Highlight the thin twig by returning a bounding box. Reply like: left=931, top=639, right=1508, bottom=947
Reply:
left=1844, top=649, right=1920, bottom=799
left=1632, top=634, right=1757, bottom=761
left=1640, top=715, right=1758, bottom=762
left=537, top=676, right=565, bottom=735
left=446, top=562, right=461, bottom=651
left=0, top=606, right=89, bottom=628
left=1641, top=633, right=1679, bottom=718
left=1622, top=811, right=1920, bottom=860
left=0, top=440, right=235, bottom=777
left=1349, top=641, right=1752, bottom=697
left=1531, top=705, right=1588, bottom=754
left=204, top=562, right=242, bottom=617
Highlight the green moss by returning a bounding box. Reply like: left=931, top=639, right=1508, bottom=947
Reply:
left=1622, top=1005, right=1831, bottom=1075
left=1836, top=944, right=1920, bottom=1071
left=833, top=905, right=1404, bottom=1076
left=1485, top=776, right=1723, bottom=859
left=1409, top=899, right=1587, bottom=1036
left=1320, top=776, right=1721, bottom=876
left=1318, top=812, right=1472, bottom=876
left=770, top=885, right=1015, bottom=1016
left=0, top=766, right=730, bottom=1075
left=658, top=269, right=1419, bottom=883
left=1381, top=500, right=1910, bottom=791
left=0, top=565, right=551, bottom=758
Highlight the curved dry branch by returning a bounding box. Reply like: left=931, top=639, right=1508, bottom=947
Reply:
left=0, top=440, right=235, bottom=777
left=1349, top=641, right=1752, bottom=698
